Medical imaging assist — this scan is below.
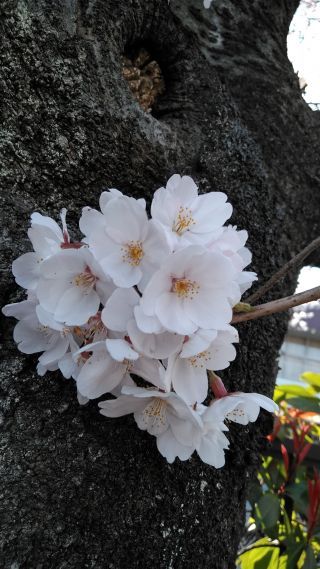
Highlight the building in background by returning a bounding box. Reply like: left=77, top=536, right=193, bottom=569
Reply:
left=278, top=301, right=320, bottom=384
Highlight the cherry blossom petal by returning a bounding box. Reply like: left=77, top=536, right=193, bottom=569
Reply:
left=2, top=299, right=37, bottom=320
left=30, top=212, right=63, bottom=239
left=134, top=304, right=164, bottom=333
left=106, top=338, right=139, bottom=362
left=227, top=393, right=278, bottom=424
left=104, top=197, right=148, bottom=243
left=192, top=193, right=232, bottom=233
left=12, top=252, right=41, bottom=290
left=151, top=175, right=198, bottom=229
left=13, top=315, right=49, bottom=353
left=79, top=207, right=106, bottom=238
left=38, top=336, right=70, bottom=365
left=40, top=249, right=85, bottom=278
left=157, top=428, right=194, bottom=463
left=168, top=411, right=201, bottom=447
left=99, top=395, right=148, bottom=417
left=180, top=329, right=217, bottom=358
left=95, top=279, right=115, bottom=306
left=237, top=271, right=257, bottom=294
left=188, top=251, right=236, bottom=285
left=77, top=354, right=125, bottom=399
left=139, top=222, right=172, bottom=287
left=156, top=293, right=197, bottom=335
left=241, top=393, right=279, bottom=414
left=184, top=291, right=232, bottom=330
left=140, top=272, right=172, bottom=316
left=132, top=358, right=168, bottom=390
left=170, top=355, right=208, bottom=405
left=127, top=318, right=183, bottom=359
left=197, top=435, right=227, bottom=468
left=36, top=305, right=64, bottom=331
left=134, top=399, right=169, bottom=435
left=206, top=342, right=237, bottom=371
left=37, top=276, right=72, bottom=314
left=37, top=361, right=58, bottom=376
left=99, top=188, right=123, bottom=214
left=59, top=353, right=77, bottom=379
left=77, top=392, right=89, bottom=406
left=100, top=251, right=142, bottom=288
left=102, top=288, right=139, bottom=331
left=54, top=287, right=99, bottom=326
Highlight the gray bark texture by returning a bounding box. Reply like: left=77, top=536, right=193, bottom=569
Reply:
left=0, top=0, right=319, bottom=567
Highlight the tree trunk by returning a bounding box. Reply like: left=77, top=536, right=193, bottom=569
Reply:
left=0, top=1, right=319, bottom=568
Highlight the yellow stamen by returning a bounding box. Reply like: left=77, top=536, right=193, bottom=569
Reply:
left=74, top=271, right=96, bottom=289
left=172, top=206, right=195, bottom=236
left=123, top=359, right=134, bottom=372
left=189, top=351, right=210, bottom=369
left=171, top=277, right=199, bottom=299
left=122, top=241, right=144, bottom=266
left=142, top=398, right=167, bottom=427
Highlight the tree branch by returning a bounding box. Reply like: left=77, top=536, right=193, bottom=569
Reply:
left=232, top=286, right=320, bottom=324
left=246, top=236, right=320, bottom=304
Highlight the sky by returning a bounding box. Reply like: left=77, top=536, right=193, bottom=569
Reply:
left=296, top=266, right=320, bottom=293
left=287, top=0, right=320, bottom=110
left=287, top=1, right=320, bottom=292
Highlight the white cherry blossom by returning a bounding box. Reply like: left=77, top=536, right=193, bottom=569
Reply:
left=151, top=174, right=232, bottom=251
left=76, top=340, right=136, bottom=400
left=88, top=195, right=170, bottom=290
left=99, top=386, right=234, bottom=467
left=166, top=327, right=239, bottom=405
left=12, top=210, right=71, bottom=290
left=207, top=225, right=257, bottom=299
left=3, top=174, right=279, bottom=468
left=102, top=287, right=183, bottom=359
left=76, top=338, right=167, bottom=399
left=99, top=386, right=202, bottom=458
left=2, top=299, right=75, bottom=370
left=102, top=287, right=140, bottom=332
left=80, top=188, right=147, bottom=243
left=141, top=246, right=237, bottom=335
left=37, top=248, right=114, bottom=326
left=222, top=392, right=279, bottom=425
left=2, top=297, right=38, bottom=321
left=193, top=398, right=237, bottom=467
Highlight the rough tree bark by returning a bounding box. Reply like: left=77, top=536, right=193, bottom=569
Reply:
left=0, top=1, right=319, bottom=568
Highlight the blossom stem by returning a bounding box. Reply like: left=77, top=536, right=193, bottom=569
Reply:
left=246, top=236, right=320, bottom=304
left=209, top=372, right=229, bottom=397
left=232, top=286, right=320, bottom=324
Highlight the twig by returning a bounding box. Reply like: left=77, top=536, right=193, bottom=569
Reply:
left=232, top=286, right=320, bottom=324
left=246, top=236, right=320, bottom=304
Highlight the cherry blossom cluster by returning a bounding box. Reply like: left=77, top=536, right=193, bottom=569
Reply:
left=2, top=174, right=278, bottom=467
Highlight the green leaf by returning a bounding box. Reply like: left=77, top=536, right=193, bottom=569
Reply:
left=286, top=481, right=309, bottom=517
left=254, top=549, right=278, bottom=568
left=274, top=387, right=286, bottom=404
left=286, top=543, right=305, bottom=569
left=302, top=545, right=317, bottom=569
left=301, top=372, right=320, bottom=392
left=238, top=541, right=279, bottom=569
left=256, top=494, right=281, bottom=530
left=278, top=555, right=289, bottom=569
left=276, top=384, right=317, bottom=399
left=286, top=396, right=320, bottom=413
left=248, top=479, right=263, bottom=507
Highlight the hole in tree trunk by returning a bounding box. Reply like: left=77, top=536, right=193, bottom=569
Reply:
left=122, top=46, right=165, bottom=114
